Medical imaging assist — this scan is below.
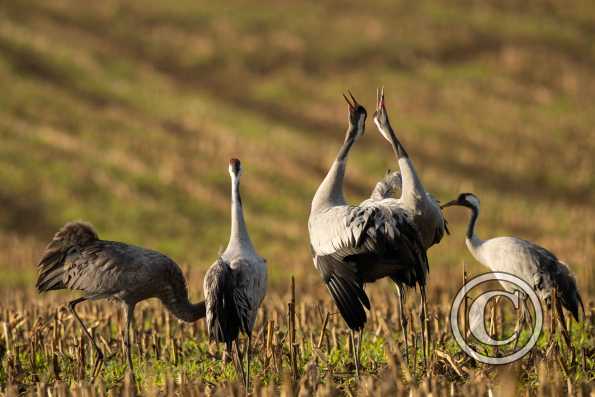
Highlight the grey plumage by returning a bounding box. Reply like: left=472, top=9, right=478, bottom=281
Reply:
left=311, top=203, right=428, bottom=330
left=36, top=221, right=205, bottom=379
left=442, top=192, right=584, bottom=321
left=204, top=158, right=267, bottom=390
left=204, top=258, right=240, bottom=345
left=554, top=261, right=584, bottom=320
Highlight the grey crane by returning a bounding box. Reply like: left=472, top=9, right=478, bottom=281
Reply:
left=204, top=158, right=267, bottom=390
left=372, top=88, right=449, bottom=364
left=441, top=192, right=585, bottom=329
left=308, top=92, right=428, bottom=376
left=36, top=222, right=206, bottom=380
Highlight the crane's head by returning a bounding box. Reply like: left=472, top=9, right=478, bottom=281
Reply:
left=441, top=192, right=480, bottom=210
left=229, top=158, right=242, bottom=178
left=373, top=87, right=393, bottom=142
left=374, top=87, right=392, bottom=142
left=343, top=90, right=367, bottom=139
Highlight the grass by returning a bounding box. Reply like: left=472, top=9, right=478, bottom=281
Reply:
left=0, top=282, right=592, bottom=395
left=0, top=0, right=593, bottom=395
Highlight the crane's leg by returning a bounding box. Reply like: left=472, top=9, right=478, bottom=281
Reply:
left=489, top=296, right=500, bottom=338
left=124, top=303, right=136, bottom=378
left=226, top=342, right=243, bottom=384
left=226, top=342, right=239, bottom=379
left=357, top=330, right=363, bottom=374
left=419, top=286, right=429, bottom=371
left=225, top=341, right=232, bottom=362
left=512, top=302, right=525, bottom=351
left=350, top=330, right=360, bottom=378
left=513, top=296, right=535, bottom=351
left=425, top=288, right=431, bottom=370
left=396, top=284, right=409, bottom=366
left=554, top=294, right=571, bottom=350
left=245, top=335, right=251, bottom=390
left=522, top=297, right=533, bottom=326
left=67, top=297, right=104, bottom=381
left=233, top=339, right=247, bottom=388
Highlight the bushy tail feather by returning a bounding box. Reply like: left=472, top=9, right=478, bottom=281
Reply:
left=554, top=261, right=584, bottom=322
left=36, top=221, right=98, bottom=293
left=204, top=259, right=240, bottom=344
left=577, top=292, right=585, bottom=320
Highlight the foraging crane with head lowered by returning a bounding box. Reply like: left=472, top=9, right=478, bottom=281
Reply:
left=36, top=222, right=206, bottom=380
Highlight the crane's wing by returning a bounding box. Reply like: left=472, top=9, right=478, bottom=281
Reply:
left=228, top=257, right=267, bottom=335
left=309, top=203, right=428, bottom=330
left=37, top=224, right=153, bottom=299
left=554, top=261, right=584, bottom=321
left=310, top=204, right=427, bottom=272
left=426, top=193, right=450, bottom=244
left=367, top=172, right=450, bottom=246
left=61, top=241, right=177, bottom=300
left=520, top=240, right=584, bottom=321
left=204, top=258, right=240, bottom=344
left=36, top=221, right=99, bottom=292
left=311, top=244, right=371, bottom=331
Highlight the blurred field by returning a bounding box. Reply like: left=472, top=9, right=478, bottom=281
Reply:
left=0, top=0, right=594, bottom=395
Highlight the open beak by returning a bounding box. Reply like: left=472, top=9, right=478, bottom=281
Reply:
left=343, top=90, right=359, bottom=112
left=376, top=86, right=385, bottom=112
left=440, top=199, right=459, bottom=209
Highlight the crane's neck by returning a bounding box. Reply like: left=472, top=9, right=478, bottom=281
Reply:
left=225, top=175, right=255, bottom=254
left=382, top=124, right=425, bottom=203
left=465, top=205, right=484, bottom=255
left=398, top=157, right=426, bottom=203
left=166, top=300, right=206, bottom=322
left=311, top=127, right=357, bottom=212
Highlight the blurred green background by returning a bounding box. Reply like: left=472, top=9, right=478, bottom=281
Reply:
left=0, top=0, right=593, bottom=295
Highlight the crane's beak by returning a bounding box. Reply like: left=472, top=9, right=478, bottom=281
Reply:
left=440, top=199, right=459, bottom=209
left=343, top=93, right=354, bottom=111
left=376, top=86, right=385, bottom=112
left=343, top=90, right=359, bottom=113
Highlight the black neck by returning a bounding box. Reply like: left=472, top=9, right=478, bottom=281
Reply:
left=337, top=127, right=357, bottom=161
left=467, top=206, right=479, bottom=239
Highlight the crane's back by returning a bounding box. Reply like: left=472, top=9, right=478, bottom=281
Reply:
left=37, top=222, right=192, bottom=308
left=469, top=236, right=584, bottom=319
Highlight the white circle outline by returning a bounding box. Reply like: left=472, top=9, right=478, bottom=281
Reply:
left=450, top=271, right=543, bottom=365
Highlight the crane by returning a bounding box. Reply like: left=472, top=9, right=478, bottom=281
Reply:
left=372, top=88, right=449, bottom=364
left=308, top=92, right=428, bottom=376
left=36, top=222, right=206, bottom=380
left=204, top=158, right=267, bottom=390
left=441, top=192, right=584, bottom=332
